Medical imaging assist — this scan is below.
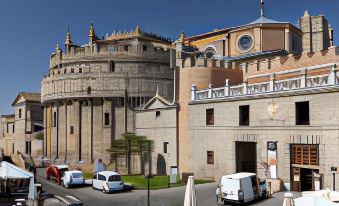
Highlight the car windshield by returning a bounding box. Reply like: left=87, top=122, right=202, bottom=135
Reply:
left=108, top=175, right=122, bottom=182
left=72, top=173, right=83, bottom=178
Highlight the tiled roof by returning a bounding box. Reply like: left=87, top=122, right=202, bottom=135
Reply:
left=248, top=16, right=288, bottom=25
left=11, top=92, right=41, bottom=106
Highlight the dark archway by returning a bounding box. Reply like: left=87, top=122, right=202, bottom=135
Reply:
left=157, top=154, right=167, bottom=175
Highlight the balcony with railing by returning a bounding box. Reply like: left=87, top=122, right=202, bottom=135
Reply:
left=191, top=63, right=339, bottom=101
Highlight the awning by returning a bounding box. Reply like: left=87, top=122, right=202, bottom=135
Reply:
left=0, top=161, right=36, bottom=200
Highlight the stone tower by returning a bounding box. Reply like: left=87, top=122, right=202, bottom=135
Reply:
left=300, top=10, right=331, bottom=52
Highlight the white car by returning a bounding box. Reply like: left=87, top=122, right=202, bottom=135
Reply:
left=92, top=171, right=124, bottom=193
left=61, top=170, right=85, bottom=188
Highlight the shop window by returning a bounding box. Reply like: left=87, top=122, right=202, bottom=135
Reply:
left=206, top=108, right=214, bottom=125
left=239, top=105, right=250, bottom=126
left=296, top=101, right=309, bottom=125
left=291, top=144, right=318, bottom=165
left=104, top=113, right=110, bottom=126
left=207, top=151, right=214, bottom=164
left=163, top=142, right=169, bottom=153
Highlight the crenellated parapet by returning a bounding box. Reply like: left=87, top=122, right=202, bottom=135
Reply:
left=241, top=46, right=339, bottom=83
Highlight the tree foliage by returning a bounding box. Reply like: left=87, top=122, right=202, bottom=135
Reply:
left=107, top=133, right=154, bottom=155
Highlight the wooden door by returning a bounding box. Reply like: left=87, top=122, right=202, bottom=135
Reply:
left=292, top=167, right=301, bottom=192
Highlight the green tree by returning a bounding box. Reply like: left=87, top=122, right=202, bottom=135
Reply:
left=107, top=133, right=154, bottom=175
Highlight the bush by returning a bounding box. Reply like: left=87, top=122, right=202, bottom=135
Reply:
left=34, top=132, right=44, bottom=140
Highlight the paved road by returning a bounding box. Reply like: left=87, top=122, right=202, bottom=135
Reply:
left=36, top=168, right=300, bottom=206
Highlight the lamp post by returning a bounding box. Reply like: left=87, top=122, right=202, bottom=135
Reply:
left=331, top=166, right=337, bottom=191
left=145, top=140, right=153, bottom=206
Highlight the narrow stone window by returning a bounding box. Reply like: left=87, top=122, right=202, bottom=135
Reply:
left=12, top=124, right=15, bottom=133
left=207, top=151, right=214, bottom=164
left=70, top=126, right=74, bottom=134
left=53, top=112, right=57, bottom=127
left=110, top=61, right=115, bottom=72
left=19, top=109, right=22, bottom=118
left=104, top=113, right=110, bottom=126
left=163, top=142, right=169, bottom=154
left=206, top=108, right=214, bottom=125
left=64, top=69, right=66, bottom=74
left=156, top=111, right=160, bottom=118
left=124, top=45, right=129, bottom=51
left=87, top=86, right=91, bottom=95
left=239, top=105, right=250, bottom=126
left=71, top=68, right=74, bottom=73
left=79, top=68, right=82, bottom=73
left=296, top=101, right=309, bottom=125
left=143, top=45, right=148, bottom=52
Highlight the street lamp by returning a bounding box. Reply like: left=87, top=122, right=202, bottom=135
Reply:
left=331, top=166, right=337, bottom=191
left=145, top=140, right=153, bottom=206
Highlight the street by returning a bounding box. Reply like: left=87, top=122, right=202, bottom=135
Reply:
left=36, top=168, right=300, bottom=206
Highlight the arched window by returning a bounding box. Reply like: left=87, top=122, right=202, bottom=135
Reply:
left=204, top=47, right=217, bottom=59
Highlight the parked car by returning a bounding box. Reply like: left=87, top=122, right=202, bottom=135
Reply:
left=92, top=171, right=124, bottom=193
left=45, top=165, right=84, bottom=188
left=46, top=165, right=70, bottom=185
left=216, top=172, right=267, bottom=205
left=61, top=170, right=85, bottom=188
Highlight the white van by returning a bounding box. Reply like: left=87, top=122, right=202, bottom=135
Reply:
left=216, top=172, right=267, bottom=205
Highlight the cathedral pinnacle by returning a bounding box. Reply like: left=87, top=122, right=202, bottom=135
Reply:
left=65, top=27, right=72, bottom=46
left=135, top=25, right=142, bottom=35
left=179, top=30, right=185, bottom=43
left=89, top=21, right=96, bottom=44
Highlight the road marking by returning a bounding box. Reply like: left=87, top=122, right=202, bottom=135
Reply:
left=55, top=195, right=71, bottom=205
left=66, top=195, right=81, bottom=202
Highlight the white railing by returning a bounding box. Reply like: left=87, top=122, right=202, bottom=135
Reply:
left=247, top=82, right=270, bottom=94
left=191, top=63, right=338, bottom=101
left=229, top=85, right=243, bottom=96
left=306, top=74, right=329, bottom=87
left=275, top=78, right=301, bottom=91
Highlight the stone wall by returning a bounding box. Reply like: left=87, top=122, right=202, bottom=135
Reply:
left=188, top=89, right=339, bottom=189
left=135, top=106, right=177, bottom=175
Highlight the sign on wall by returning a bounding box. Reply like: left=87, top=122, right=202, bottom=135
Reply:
left=267, top=141, right=278, bottom=179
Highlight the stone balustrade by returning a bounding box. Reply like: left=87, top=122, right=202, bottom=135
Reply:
left=191, top=63, right=338, bottom=101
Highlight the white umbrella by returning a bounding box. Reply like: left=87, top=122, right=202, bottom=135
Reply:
left=283, top=192, right=295, bottom=206
left=184, top=176, right=197, bottom=206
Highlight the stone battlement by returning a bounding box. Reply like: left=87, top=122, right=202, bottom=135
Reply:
left=50, top=44, right=171, bottom=69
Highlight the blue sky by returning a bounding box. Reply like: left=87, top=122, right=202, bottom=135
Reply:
left=0, top=0, right=338, bottom=115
